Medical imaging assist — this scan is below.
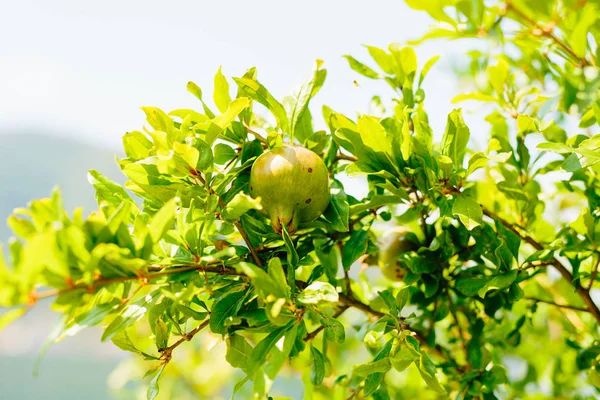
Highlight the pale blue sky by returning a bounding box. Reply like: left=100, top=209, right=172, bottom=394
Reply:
left=0, top=0, right=469, bottom=149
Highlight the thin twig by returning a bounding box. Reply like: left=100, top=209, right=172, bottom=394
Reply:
left=160, top=320, right=210, bottom=362
left=482, top=206, right=600, bottom=324
left=32, top=262, right=243, bottom=301
left=334, top=153, right=358, bottom=162
left=242, top=121, right=268, bottom=144
left=505, top=1, right=590, bottom=67
left=524, top=297, right=590, bottom=313
left=587, top=254, right=600, bottom=292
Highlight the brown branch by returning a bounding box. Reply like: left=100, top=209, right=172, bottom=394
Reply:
left=234, top=221, right=263, bottom=266
left=242, top=121, right=268, bottom=144
left=30, top=259, right=459, bottom=370
left=520, top=260, right=553, bottom=270
left=505, top=1, right=590, bottom=67
left=587, top=254, right=600, bottom=292
left=524, top=297, right=590, bottom=313
left=338, top=293, right=385, bottom=318
left=335, top=153, right=358, bottom=162
left=32, top=261, right=243, bottom=301
left=160, top=319, right=210, bottom=362
left=482, top=206, right=600, bottom=324
left=304, top=305, right=350, bottom=342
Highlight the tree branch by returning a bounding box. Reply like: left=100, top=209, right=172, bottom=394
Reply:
left=242, top=121, right=268, bottom=145
left=30, top=260, right=457, bottom=367
left=482, top=206, right=600, bottom=324
left=334, top=153, right=358, bottom=162
left=32, top=261, right=244, bottom=301
left=505, top=1, right=590, bottom=67
left=524, top=297, right=590, bottom=313
left=160, top=319, right=210, bottom=363
left=587, top=254, right=599, bottom=292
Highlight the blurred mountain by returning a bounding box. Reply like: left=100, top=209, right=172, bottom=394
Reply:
left=0, top=132, right=124, bottom=241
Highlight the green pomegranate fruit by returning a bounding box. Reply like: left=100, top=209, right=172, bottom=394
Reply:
left=250, top=145, right=330, bottom=235
left=378, top=228, right=417, bottom=281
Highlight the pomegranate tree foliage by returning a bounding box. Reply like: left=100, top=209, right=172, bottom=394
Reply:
left=2, top=0, right=600, bottom=398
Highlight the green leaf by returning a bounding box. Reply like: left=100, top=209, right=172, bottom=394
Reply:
left=236, top=262, right=288, bottom=300
left=517, top=114, right=541, bottom=135
left=389, top=44, right=417, bottom=83
left=395, top=287, right=410, bottom=311
left=289, top=62, right=326, bottom=141
left=210, top=291, right=246, bottom=334
left=187, top=81, right=203, bottom=101
left=123, top=131, right=153, bottom=160
left=102, top=299, right=153, bottom=342
left=441, top=109, right=470, bottom=169
left=222, top=193, right=262, bottom=220
left=146, top=364, right=166, bottom=400
left=310, top=346, right=326, bottom=385
left=265, top=324, right=298, bottom=379
left=142, top=107, right=173, bottom=135
left=324, top=318, right=345, bottom=343
left=282, top=226, right=299, bottom=291
left=343, top=55, right=380, bottom=79
left=589, top=369, right=600, bottom=388
left=570, top=4, right=597, bottom=58
left=418, top=55, right=440, bottom=88
left=112, top=330, right=143, bottom=354
left=149, top=198, right=177, bottom=243
left=487, top=59, right=509, bottom=96
left=365, top=46, right=395, bottom=75
left=404, top=0, right=455, bottom=25
left=213, top=66, right=232, bottom=113
left=226, top=334, right=253, bottom=370
left=187, top=81, right=215, bottom=118
left=231, top=377, right=250, bottom=399
left=248, top=321, right=295, bottom=374
left=206, top=97, right=250, bottom=145
left=63, top=303, right=119, bottom=337
left=452, top=92, right=499, bottom=103
left=297, top=281, right=339, bottom=305
left=7, top=215, right=36, bottom=239
left=390, top=348, right=416, bottom=372
left=417, top=351, right=446, bottom=394
left=234, top=77, right=289, bottom=129
left=214, top=143, right=236, bottom=165
left=342, top=229, right=369, bottom=270
left=353, top=358, right=392, bottom=377
left=323, top=184, right=349, bottom=232
left=88, top=170, right=136, bottom=209
left=154, top=317, right=169, bottom=350
left=467, top=152, right=511, bottom=176
left=357, top=115, right=392, bottom=155
left=363, top=340, right=393, bottom=396
left=455, top=270, right=517, bottom=297
left=268, top=258, right=291, bottom=299
left=452, top=195, right=482, bottom=231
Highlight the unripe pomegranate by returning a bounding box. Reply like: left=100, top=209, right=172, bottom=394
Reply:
left=378, top=228, right=417, bottom=281
left=249, top=145, right=330, bottom=235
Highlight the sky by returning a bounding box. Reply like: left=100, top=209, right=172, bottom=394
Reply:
left=0, top=0, right=467, bottom=150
